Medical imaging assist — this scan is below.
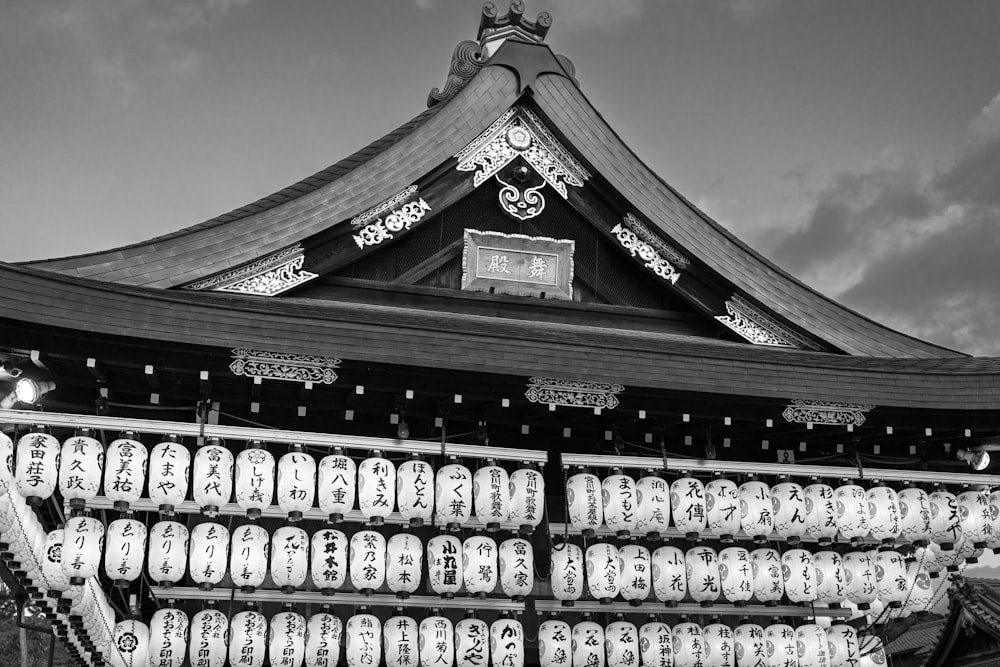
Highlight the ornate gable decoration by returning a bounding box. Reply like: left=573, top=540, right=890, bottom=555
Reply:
left=610, top=213, right=689, bottom=285
left=230, top=348, right=340, bottom=385
left=716, top=295, right=823, bottom=350
left=782, top=399, right=874, bottom=427
left=184, top=244, right=317, bottom=296
left=350, top=185, right=432, bottom=249
left=525, top=376, right=624, bottom=410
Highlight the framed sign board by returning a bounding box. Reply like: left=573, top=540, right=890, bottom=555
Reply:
left=461, top=229, right=575, bottom=300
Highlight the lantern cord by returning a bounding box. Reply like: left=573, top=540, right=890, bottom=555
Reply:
left=105, top=401, right=197, bottom=412
left=217, top=409, right=276, bottom=430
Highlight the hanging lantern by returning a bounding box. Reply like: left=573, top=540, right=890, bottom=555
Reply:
left=269, top=610, right=306, bottom=667
left=230, top=524, right=269, bottom=593
left=350, top=530, right=386, bottom=594
left=750, top=548, right=783, bottom=605
left=58, top=429, right=104, bottom=511
left=606, top=621, right=639, bottom=667
left=271, top=525, right=308, bottom=594
left=397, top=457, right=434, bottom=527
left=108, top=619, right=149, bottom=667
left=383, top=615, right=418, bottom=667
left=987, top=490, right=1000, bottom=553
left=603, top=470, right=638, bottom=538
left=567, top=471, right=604, bottom=537
left=867, top=484, right=901, bottom=546
left=14, top=429, right=60, bottom=506
left=148, top=435, right=190, bottom=516
left=189, top=608, right=228, bottom=667
left=618, top=544, right=651, bottom=605
left=705, top=476, right=740, bottom=543
left=456, top=618, right=490, bottom=667
left=103, top=516, right=146, bottom=586
left=842, top=551, right=877, bottom=609
left=61, top=514, right=104, bottom=585
left=826, top=624, right=860, bottom=667
left=229, top=610, right=267, bottom=667
left=858, top=635, right=885, bottom=667
left=771, top=479, right=807, bottom=545
left=804, top=481, right=838, bottom=545
left=702, top=623, right=734, bottom=667
left=420, top=616, right=455, bottom=667
left=234, top=442, right=275, bottom=519
left=739, top=478, right=773, bottom=543
left=346, top=614, right=382, bottom=667
left=277, top=447, right=316, bottom=521
left=474, top=462, right=511, bottom=532
left=386, top=532, right=423, bottom=597
left=572, top=621, right=605, bottom=667
left=814, top=551, right=847, bottom=607
left=686, top=546, right=720, bottom=607
left=671, top=476, right=707, bottom=539
left=912, top=544, right=941, bottom=579
left=718, top=546, right=753, bottom=606
left=427, top=534, right=463, bottom=597
left=358, top=454, right=395, bottom=525
left=318, top=450, right=357, bottom=523
left=957, top=488, right=991, bottom=549
left=41, top=528, right=72, bottom=600
left=499, top=537, right=534, bottom=600
left=781, top=548, right=817, bottom=604
left=306, top=612, right=342, bottom=667
left=490, top=617, right=524, bottom=667
left=463, top=535, right=498, bottom=598
left=436, top=461, right=473, bottom=530
left=147, top=520, right=188, bottom=587
left=192, top=438, right=234, bottom=516
left=897, top=486, right=932, bottom=546
left=929, top=540, right=962, bottom=572
left=190, top=522, right=229, bottom=591
left=0, top=431, right=12, bottom=496
left=149, top=608, right=189, bottom=667
left=103, top=432, right=147, bottom=512
left=672, top=622, right=705, bottom=667
left=835, top=483, right=870, bottom=547
left=874, top=550, right=908, bottom=608
left=586, top=542, right=621, bottom=603
left=904, top=561, right=933, bottom=614
left=550, top=542, right=584, bottom=604
left=928, top=487, right=959, bottom=549
left=509, top=467, right=545, bottom=534
left=763, top=624, right=796, bottom=667
left=795, top=625, right=828, bottom=667
left=733, top=624, right=766, bottom=667
left=639, top=621, right=672, bottom=667
left=538, top=620, right=571, bottom=667
left=310, top=528, right=347, bottom=594
left=652, top=545, right=687, bottom=605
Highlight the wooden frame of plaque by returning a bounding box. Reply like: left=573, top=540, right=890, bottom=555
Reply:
left=461, top=229, right=574, bottom=300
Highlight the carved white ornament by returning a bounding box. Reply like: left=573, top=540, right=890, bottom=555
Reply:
left=352, top=198, right=432, bottom=249
left=622, top=213, right=689, bottom=268
left=525, top=377, right=624, bottom=410
left=782, top=400, right=875, bottom=427
left=610, top=223, right=682, bottom=284
left=715, top=296, right=823, bottom=350
left=351, top=186, right=419, bottom=228
left=229, top=349, right=341, bottom=385
left=185, top=244, right=317, bottom=296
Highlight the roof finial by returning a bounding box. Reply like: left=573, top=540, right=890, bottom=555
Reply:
left=478, top=1, right=552, bottom=57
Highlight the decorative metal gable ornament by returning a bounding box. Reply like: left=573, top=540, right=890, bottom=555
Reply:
left=782, top=399, right=875, bottom=427
left=524, top=376, right=624, bottom=410
left=715, top=295, right=823, bottom=350
left=229, top=348, right=341, bottom=385
left=185, top=244, right=317, bottom=296
left=350, top=186, right=433, bottom=249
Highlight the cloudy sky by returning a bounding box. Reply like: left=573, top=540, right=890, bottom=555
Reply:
left=2, top=0, right=1000, bottom=355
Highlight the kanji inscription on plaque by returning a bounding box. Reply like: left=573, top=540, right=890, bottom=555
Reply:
left=461, top=229, right=574, bottom=300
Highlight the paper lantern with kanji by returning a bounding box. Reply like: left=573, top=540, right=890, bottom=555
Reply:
left=928, top=487, right=959, bottom=549
left=14, top=430, right=60, bottom=505
left=686, top=546, right=720, bottom=606
left=781, top=548, right=817, bottom=604
left=397, top=458, right=434, bottom=527
left=229, top=611, right=267, bottom=667
left=420, top=616, right=455, bottom=667
left=867, top=485, right=901, bottom=546
left=271, top=525, right=308, bottom=593
left=147, top=520, right=188, bottom=587
left=190, top=522, right=229, bottom=591
left=350, top=529, right=386, bottom=594
left=277, top=448, right=316, bottom=521
left=764, top=624, right=796, bottom=667
left=148, top=436, right=190, bottom=515
left=586, top=542, right=620, bottom=602
left=0, top=431, right=12, bottom=496
left=834, top=483, right=870, bottom=547
left=904, top=560, right=933, bottom=614
left=750, top=548, right=783, bottom=605
left=306, top=613, right=341, bottom=667
left=499, top=537, right=534, bottom=600
left=618, top=544, right=651, bottom=604
left=383, top=615, right=418, bottom=667
left=652, top=545, right=687, bottom=604
left=358, top=455, right=395, bottom=525
left=705, top=477, right=740, bottom=543
left=567, top=471, right=604, bottom=537
left=269, top=610, right=306, bottom=667
left=987, top=490, right=1000, bottom=552
left=104, top=517, right=146, bottom=586
left=473, top=463, right=511, bottom=532
left=634, top=475, right=670, bottom=540
left=550, top=542, right=584, bottom=603
left=719, top=546, right=753, bottom=605
left=603, top=471, right=638, bottom=538
left=427, top=534, right=463, bottom=597
left=149, top=608, right=189, bottom=667
left=739, top=479, right=773, bottom=543
left=957, top=489, right=991, bottom=549
left=671, top=476, right=707, bottom=539
left=795, top=625, right=828, bottom=667
left=436, top=462, right=473, bottom=530
left=103, top=433, right=147, bottom=512
left=346, top=614, right=382, bottom=667
left=58, top=431, right=104, bottom=511
left=843, top=551, right=877, bottom=609
left=814, top=551, right=847, bottom=606
left=771, top=480, right=807, bottom=545
left=826, top=624, right=860, bottom=667
left=318, top=452, right=356, bottom=523
left=456, top=618, right=490, bottom=667
left=192, top=440, right=234, bottom=516
left=189, top=608, right=228, bottom=667
left=874, top=549, right=908, bottom=608
left=703, top=623, right=734, bottom=667
left=234, top=444, right=274, bottom=519
left=464, top=535, right=498, bottom=598
left=573, top=621, right=605, bottom=667
left=108, top=619, right=149, bottom=667
left=897, top=486, right=932, bottom=546
left=230, top=524, right=268, bottom=592
left=672, top=623, right=705, bottom=667
left=639, top=622, right=672, bottom=667
left=858, top=635, right=885, bottom=667
left=509, top=467, right=545, bottom=534
left=606, top=621, right=639, bottom=667
left=61, top=514, right=104, bottom=585
left=491, top=618, right=524, bottom=667
left=538, top=620, right=571, bottom=667
left=804, top=481, right=838, bottom=545
left=734, top=623, right=766, bottom=667
left=386, top=532, right=423, bottom=597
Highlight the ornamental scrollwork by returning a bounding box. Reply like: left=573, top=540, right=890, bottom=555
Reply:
left=352, top=198, right=432, bottom=249
left=351, top=186, right=419, bottom=228
left=622, top=213, right=689, bottom=268
left=610, top=223, right=682, bottom=284
left=229, top=348, right=341, bottom=385
left=427, top=40, right=488, bottom=108
left=496, top=174, right=546, bottom=220
left=782, top=400, right=875, bottom=427
left=184, top=244, right=318, bottom=296
left=715, top=296, right=823, bottom=350
left=525, top=377, right=624, bottom=410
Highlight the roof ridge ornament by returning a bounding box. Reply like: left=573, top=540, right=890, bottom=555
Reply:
left=716, top=295, right=824, bottom=350
left=183, top=244, right=317, bottom=296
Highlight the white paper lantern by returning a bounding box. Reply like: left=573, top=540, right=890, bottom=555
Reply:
left=739, top=479, right=773, bottom=543
left=0, top=431, right=13, bottom=496
left=234, top=444, right=274, bottom=519
left=436, top=462, right=473, bottom=530
left=586, top=542, right=620, bottom=602
left=874, top=549, right=908, bottom=608
left=61, top=514, right=104, bottom=585
left=826, top=624, right=860, bottom=667
left=58, top=431, right=104, bottom=511
left=843, top=551, right=877, bottom=609
left=705, top=477, right=740, bottom=543
left=781, top=548, right=817, bottom=604
left=928, top=487, right=959, bottom=549
left=771, top=480, right=807, bottom=545
left=957, top=488, right=991, bottom=549
left=987, top=490, right=1000, bottom=552
left=763, top=624, right=796, bottom=667
left=858, top=635, right=885, bottom=667
left=148, top=436, right=190, bottom=515
left=473, top=463, right=511, bottom=532
left=41, top=528, right=72, bottom=597
left=384, top=615, right=419, bottom=667
left=734, top=623, right=766, bottom=667
left=277, top=448, right=316, bottom=521
left=702, top=623, right=734, bottom=667
left=567, top=471, right=604, bottom=537
left=639, top=622, right=673, bottom=667
left=318, top=452, right=356, bottom=523
left=750, top=548, right=783, bottom=605
left=420, top=616, right=455, bottom=667
left=149, top=608, right=188, bottom=667
left=672, top=622, right=705, bottom=667
left=897, top=486, right=932, bottom=546
left=271, top=525, right=308, bottom=593
left=103, top=517, right=146, bottom=586
left=538, top=620, right=571, bottom=667
left=718, top=546, right=753, bottom=605
left=192, top=439, right=234, bottom=516
left=867, top=485, right=901, bottom=546
left=230, top=524, right=269, bottom=592
left=346, top=614, right=382, bottom=667
left=603, top=471, right=638, bottom=538
left=456, top=618, right=490, bottom=667
left=795, top=625, right=828, bottom=667
left=228, top=610, right=267, bottom=667
left=109, top=619, right=149, bottom=667
left=147, top=520, right=188, bottom=587
left=686, top=546, right=720, bottom=606
left=397, top=458, right=434, bottom=527
left=618, top=544, right=651, bottom=604
left=189, top=608, right=228, bottom=667
left=269, top=610, right=306, bottom=667
left=929, top=540, right=962, bottom=572
left=652, top=545, right=687, bottom=604
left=350, top=529, right=387, bottom=593
left=306, top=613, right=342, bottom=667
left=499, top=537, right=534, bottom=600
left=310, top=528, right=347, bottom=594
left=14, top=430, right=60, bottom=505
left=509, top=467, right=545, bottom=533
left=671, top=476, right=707, bottom=539
left=190, top=522, right=229, bottom=591
left=358, top=455, right=396, bottom=525
left=814, top=551, right=847, bottom=607
left=912, top=544, right=941, bottom=579
left=550, top=542, right=584, bottom=603
left=904, top=561, right=933, bottom=613
left=835, top=484, right=870, bottom=546
left=427, top=534, right=463, bottom=597
left=386, top=532, right=423, bottom=597
left=464, top=535, right=498, bottom=597
left=804, top=481, right=838, bottom=545
left=573, top=621, right=605, bottom=667
left=606, top=621, right=639, bottom=667
left=490, top=618, right=524, bottom=667
left=103, top=433, right=147, bottom=512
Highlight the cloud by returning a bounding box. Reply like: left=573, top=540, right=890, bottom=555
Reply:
left=544, top=0, right=647, bottom=32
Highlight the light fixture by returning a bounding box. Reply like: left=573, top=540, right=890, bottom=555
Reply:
left=396, top=414, right=410, bottom=440
left=957, top=448, right=991, bottom=470
left=0, top=361, right=22, bottom=379
left=14, top=378, right=55, bottom=405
